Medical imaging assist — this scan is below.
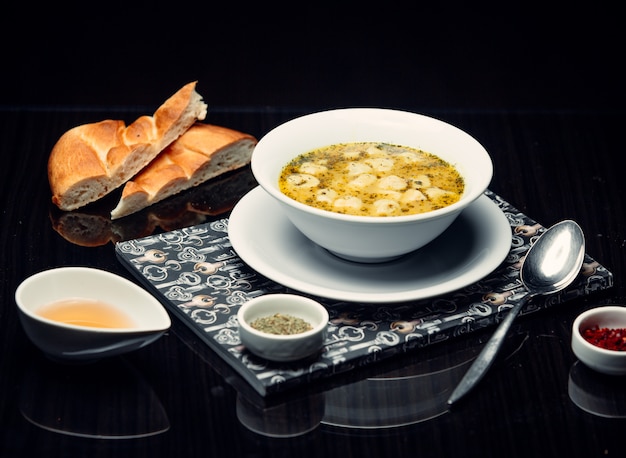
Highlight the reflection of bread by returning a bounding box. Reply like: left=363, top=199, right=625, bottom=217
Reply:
left=50, top=166, right=257, bottom=247
left=110, top=123, right=256, bottom=219
left=48, top=82, right=207, bottom=211
left=50, top=212, right=115, bottom=247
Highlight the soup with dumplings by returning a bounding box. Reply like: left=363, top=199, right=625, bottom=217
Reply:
left=279, top=142, right=464, bottom=216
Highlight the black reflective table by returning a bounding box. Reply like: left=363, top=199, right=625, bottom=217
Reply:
left=1, top=106, right=625, bottom=457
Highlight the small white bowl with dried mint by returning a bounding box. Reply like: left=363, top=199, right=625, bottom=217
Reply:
left=237, top=294, right=329, bottom=362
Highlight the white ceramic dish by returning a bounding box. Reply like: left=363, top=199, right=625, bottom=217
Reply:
left=228, top=186, right=511, bottom=303
left=237, top=294, right=329, bottom=362
left=15, top=267, right=171, bottom=362
left=571, top=306, right=626, bottom=376
left=251, top=108, right=494, bottom=263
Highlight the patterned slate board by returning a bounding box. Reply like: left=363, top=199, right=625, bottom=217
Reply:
left=115, top=189, right=613, bottom=396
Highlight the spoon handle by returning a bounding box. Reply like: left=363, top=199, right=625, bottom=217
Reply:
left=447, top=294, right=530, bottom=406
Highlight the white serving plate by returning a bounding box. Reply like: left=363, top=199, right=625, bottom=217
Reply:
left=228, top=187, right=511, bottom=303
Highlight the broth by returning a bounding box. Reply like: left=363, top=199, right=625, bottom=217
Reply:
left=279, top=142, right=464, bottom=216
left=36, top=298, right=136, bottom=328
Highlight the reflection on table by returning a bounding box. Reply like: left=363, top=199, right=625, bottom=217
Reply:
left=568, top=360, right=626, bottom=419
left=233, top=330, right=534, bottom=436
left=49, top=167, right=257, bottom=247
left=19, top=354, right=169, bottom=439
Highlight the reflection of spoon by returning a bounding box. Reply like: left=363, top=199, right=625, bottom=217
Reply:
left=448, top=220, right=585, bottom=405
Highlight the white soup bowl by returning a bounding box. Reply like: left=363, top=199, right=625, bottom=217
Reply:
left=251, top=108, right=493, bottom=262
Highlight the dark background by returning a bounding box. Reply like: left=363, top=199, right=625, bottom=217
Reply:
left=3, top=2, right=623, bottom=113
left=2, top=4, right=626, bottom=457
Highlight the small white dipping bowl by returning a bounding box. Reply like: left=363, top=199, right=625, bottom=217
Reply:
left=237, top=294, right=329, bottom=362
left=251, top=108, right=493, bottom=262
left=15, top=267, right=171, bottom=362
left=571, top=306, right=626, bottom=376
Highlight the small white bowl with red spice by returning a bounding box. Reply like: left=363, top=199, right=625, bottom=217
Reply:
left=571, top=306, right=626, bottom=376
left=237, top=294, right=329, bottom=362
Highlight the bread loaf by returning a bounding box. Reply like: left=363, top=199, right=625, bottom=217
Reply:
left=49, top=81, right=207, bottom=211
left=110, top=123, right=257, bottom=219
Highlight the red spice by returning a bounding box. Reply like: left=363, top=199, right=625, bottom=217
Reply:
left=582, top=325, right=626, bottom=351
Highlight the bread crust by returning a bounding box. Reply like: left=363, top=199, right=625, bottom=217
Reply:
left=49, top=82, right=207, bottom=211
left=110, top=123, right=257, bottom=219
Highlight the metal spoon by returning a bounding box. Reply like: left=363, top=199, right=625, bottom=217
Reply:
left=447, top=219, right=585, bottom=406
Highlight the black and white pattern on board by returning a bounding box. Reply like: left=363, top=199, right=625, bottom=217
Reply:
left=116, top=190, right=613, bottom=396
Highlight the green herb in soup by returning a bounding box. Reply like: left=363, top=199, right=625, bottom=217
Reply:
left=279, top=142, right=464, bottom=216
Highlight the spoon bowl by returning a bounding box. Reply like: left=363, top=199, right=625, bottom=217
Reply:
left=520, top=221, right=586, bottom=294
left=448, top=220, right=585, bottom=405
